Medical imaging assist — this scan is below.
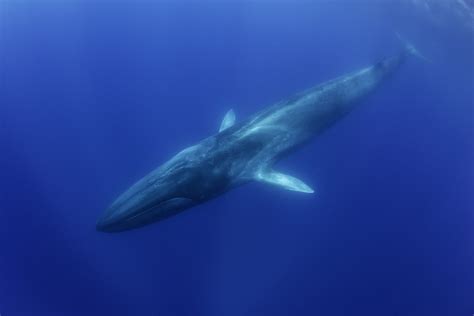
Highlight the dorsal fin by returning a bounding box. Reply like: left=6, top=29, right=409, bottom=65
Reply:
left=219, top=109, right=236, bottom=132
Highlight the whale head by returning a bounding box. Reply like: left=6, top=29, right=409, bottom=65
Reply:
left=96, top=142, right=227, bottom=232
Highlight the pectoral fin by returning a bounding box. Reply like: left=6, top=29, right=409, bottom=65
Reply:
left=255, top=169, right=314, bottom=193
left=219, top=109, right=236, bottom=132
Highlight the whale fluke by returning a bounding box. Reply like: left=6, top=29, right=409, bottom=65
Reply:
left=395, top=32, right=431, bottom=63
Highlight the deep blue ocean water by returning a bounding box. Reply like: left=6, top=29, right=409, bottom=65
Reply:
left=0, top=1, right=473, bottom=315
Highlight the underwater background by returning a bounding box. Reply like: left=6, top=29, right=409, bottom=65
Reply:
left=0, top=1, right=473, bottom=315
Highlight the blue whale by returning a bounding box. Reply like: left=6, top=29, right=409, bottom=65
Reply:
left=96, top=42, right=422, bottom=232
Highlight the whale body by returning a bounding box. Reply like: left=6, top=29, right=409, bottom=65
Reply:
left=96, top=44, right=420, bottom=232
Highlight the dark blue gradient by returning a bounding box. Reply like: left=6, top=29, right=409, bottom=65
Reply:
left=0, top=1, right=473, bottom=315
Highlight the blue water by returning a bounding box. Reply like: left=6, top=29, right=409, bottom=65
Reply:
left=1, top=1, right=473, bottom=315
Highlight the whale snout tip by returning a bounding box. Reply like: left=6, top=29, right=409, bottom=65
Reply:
left=95, top=213, right=126, bottom=233
left=95, top=217, right=114, bottom=232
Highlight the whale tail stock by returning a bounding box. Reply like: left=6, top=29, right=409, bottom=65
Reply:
left=395, top=32, right=431, bottom=63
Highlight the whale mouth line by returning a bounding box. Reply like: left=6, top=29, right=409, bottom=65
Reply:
left=122, top=203, right=161, bottom=223
left=118, top=197, right=195, bottom=224
left=97, top=196, right=196, bottom=232
left=97, top=200, right=163, bottom=230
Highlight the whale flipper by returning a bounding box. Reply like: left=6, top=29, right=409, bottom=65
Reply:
left=219, top=109, right=236, bottom=132
left=255, top=169, right=314, bottom=193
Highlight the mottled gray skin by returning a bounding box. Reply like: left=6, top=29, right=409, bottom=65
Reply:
left=96, top=51, right=409, bottom=232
